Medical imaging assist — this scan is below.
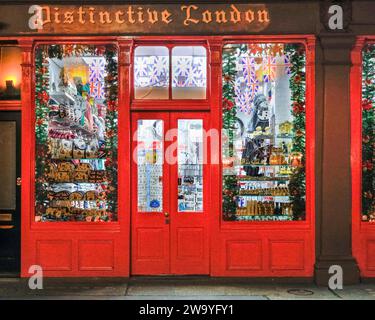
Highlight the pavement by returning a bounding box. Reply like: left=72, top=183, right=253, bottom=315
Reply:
left=0, top=277, right=375, bottom=300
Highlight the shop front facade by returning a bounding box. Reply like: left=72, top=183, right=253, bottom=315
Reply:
left=0, top=1, right=373, bottom=284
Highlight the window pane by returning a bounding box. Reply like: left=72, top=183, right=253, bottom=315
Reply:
left=172, top=46, right=207, bottom=99
left=34, top=44, right=118, bottom=222
left=134, top=46, right=169, bottom=99
left=0, top=121, right=16, bottom=209
left=361, top=45, right=375, bottom=222
left=222, top=43, right=306, bottom=222
left=137, top=120, right=164, bottom=212
left=0, top=46, right=22, bottom=100
left=178, top=119, right=204, bottom=212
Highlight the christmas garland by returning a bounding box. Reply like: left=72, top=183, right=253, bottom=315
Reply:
left=361, top=45, right=375, bottom=221
left=222, top=44, right=247, bottom=219
left=35, top=44, right=118, bottom=222
left=285, top=44, right=306, bottom=221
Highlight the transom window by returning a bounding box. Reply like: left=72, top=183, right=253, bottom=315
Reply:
left=134, top=45, right=207, bottom=100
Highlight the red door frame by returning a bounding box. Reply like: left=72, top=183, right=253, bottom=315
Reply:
left=130, top=111, right=210, bottom=275
left=351, top=36, right=375, bottom=277
left=1, top=34, right=315, bottom=277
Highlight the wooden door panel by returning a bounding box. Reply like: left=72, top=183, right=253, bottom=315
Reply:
left=131, top=113, right=170, bottom=275
left=131, top=112, right=210, bottom=275
left=170, top=113, right=210, bottom=275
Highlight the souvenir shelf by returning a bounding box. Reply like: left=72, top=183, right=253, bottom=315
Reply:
left=222, top=43, right=306, bottom=222
left=34, top=44, right=118, bottom=222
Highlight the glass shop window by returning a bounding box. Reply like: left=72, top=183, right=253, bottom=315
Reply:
left=134, top=46, right=169, bottom=99
left=134, top=45, right=207, bottom=100
left=361, top=45, right=375, bottom=222
left=222, top=43, right=307, bottom=222
left=172, top=47, right=207, bottom=99
left=34, top=44, right=118, bottom=222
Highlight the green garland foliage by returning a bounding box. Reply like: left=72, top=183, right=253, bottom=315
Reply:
left=361, top=45, right=375, bottom=221
left=34, top=44, right=118, bottom=221
left=285, top=44, right=306, bottom=221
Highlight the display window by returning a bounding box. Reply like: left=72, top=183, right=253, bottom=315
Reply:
left=133, top=45, right=207, bottom=100
left=221, top=43, right=306, bottom=222
left=34, top=44, right=119, bottom=222
left=361, top=44, right=375, bottom=222
left=0, top=46, right=22, bottom=100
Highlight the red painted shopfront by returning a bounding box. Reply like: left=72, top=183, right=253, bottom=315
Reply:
left=7, top=34, right=314, bottom=278
left=2, top=1, right=375, bottom=283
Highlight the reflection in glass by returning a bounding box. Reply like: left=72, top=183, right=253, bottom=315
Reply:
left=0, top=46, right=22, bottom=100
left=172, top=47, right=207, bottom=99
left=178, top=120, right=204, bottom=212
left=0, top=122, right=16, bottom=209
left=137, top=120, right=164, bottom=212
left=34, top=44, right=118, bottom=222
left=134, top=46, right=169, bottom=99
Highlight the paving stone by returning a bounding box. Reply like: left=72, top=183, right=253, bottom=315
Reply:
left=126, top=283, right=175, bottom=296
left=1, top=278, right=375, bottom=300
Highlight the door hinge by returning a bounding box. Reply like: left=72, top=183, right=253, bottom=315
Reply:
left=16, top=177, right=21, bottom=186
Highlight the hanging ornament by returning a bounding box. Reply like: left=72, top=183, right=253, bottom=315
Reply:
left=262, top=55, right=277, bottom=83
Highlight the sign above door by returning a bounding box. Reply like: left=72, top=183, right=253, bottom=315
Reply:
left=0, top=2, right=319, bottom=36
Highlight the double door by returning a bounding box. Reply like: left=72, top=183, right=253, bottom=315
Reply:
left=131, top=112, right=210, bottom=275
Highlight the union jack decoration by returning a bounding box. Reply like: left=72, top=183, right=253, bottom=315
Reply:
left=282, top=54, right=293, bottom=75
left=134, top=56, right=169, bottom=87
left=262, top=56, right=277, bottom=83
left=172, top=56, right=206, bottom=88
left=89, top=58, right=105, bottom=99
left=234, top=75, right=259, bottom=114
left=241, top=56, right=256, bottom=85
left=89, top=58, right=105, bottom=83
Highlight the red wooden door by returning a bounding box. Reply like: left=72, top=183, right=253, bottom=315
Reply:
left=131, top=112, right=209, bottom=275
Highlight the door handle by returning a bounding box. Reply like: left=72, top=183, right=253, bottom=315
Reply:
left=164, top=212, right=169, bottom=217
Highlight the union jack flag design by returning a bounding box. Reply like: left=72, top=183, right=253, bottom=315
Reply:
left=262, top=56, right=277, bottom=83
left=172, top=56, right=206, bottom=88
left=89, top=58, right=106, bottom=99
left=282, top=54, right=292, bottom=75
left=234, top=75, right=259, bottom=114
left=241, top=56, right=256, bottom=85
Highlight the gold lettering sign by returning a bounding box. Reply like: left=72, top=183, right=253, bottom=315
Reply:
left=27, top=4, right=270, bottom=34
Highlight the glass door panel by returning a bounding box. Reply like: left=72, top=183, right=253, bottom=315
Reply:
left=177, top=119, right=204, bottom=212
left=136, top=119, right=164, bottom=212
left=0, top=121, right=16, bottom=210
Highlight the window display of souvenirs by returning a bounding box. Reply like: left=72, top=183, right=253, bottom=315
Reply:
left=177, top=120, right=204, bottom=212
left=137, top=119, right=164, bottom=212
left=222, top=43, right=306, bottom=221
left=34, top=44, right=118, bottom=222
